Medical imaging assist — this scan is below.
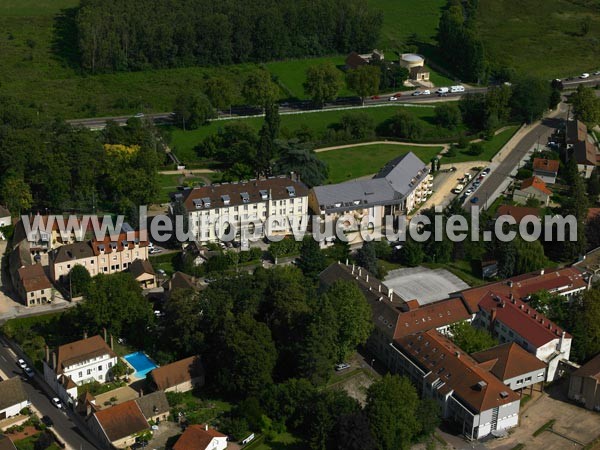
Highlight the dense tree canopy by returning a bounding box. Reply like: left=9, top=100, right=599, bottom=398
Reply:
left=77, top=0, right=383, bottom=72
left=448, top=321, right=497, bottom=354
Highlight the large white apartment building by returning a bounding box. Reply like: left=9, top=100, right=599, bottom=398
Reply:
left=180, top=176, right=309, bottom=244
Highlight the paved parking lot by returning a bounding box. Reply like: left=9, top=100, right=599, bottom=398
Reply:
left=383, top=266, right=470, bottom=305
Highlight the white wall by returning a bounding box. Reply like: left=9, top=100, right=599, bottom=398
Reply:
left=63, top=354, right=117, bottom=385
left=0, top=399, right=30, bottom=419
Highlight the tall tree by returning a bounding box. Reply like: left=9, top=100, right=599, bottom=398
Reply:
left=0, top=171, right=32, bottom=215
left=304, top=63, right=343, bottom=107
left=297, top=236, right=327, bottom=279
left=274, top=140, right=328, bottom=187
left=346, top=65, right=381, bottom=105
left=365, top=374, right=422, bottom=450
left=69, top=265, right=92, bottom=297
left=173, top=92, right=215, bottom=130
left=329, top=412, right=377, bottom=450
left=162, top=288, right=205, bottom=357
left=355, top=241, right=378, bottom=275
left=204, top=77, right=237, bottom=113
left=571, top=84, right=600, bottom=127
left=510, top=76, right=551, bottom=123
left=242, top=70, right=279, bottom=109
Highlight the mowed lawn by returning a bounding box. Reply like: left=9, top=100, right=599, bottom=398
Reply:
left=369, top=0, right=446, bottom=49
left=443, top=125, right=520, bottom=163
left=317, top=144, right=442, bottom=183
left=479, top=0, right=600, bottom=78
left=266, top=56, right=354, bottom=99
left=168, top=104, right=441, bottom=163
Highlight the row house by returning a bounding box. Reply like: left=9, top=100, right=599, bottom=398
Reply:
left=309, top=153, right=432, bottom=240
left=180, top=176, right=308, bottom=244
left=50, top=232, right=149, bottom=282
left=390, top=330, right=521, bottom=440
left=14, top=263, right=53, bottom=307
left=566, top=119, right=599, bottom=179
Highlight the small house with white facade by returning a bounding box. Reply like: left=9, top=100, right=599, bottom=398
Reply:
left=0, top=377, right=29, bottom=420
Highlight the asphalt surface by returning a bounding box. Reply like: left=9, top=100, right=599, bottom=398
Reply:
left=463, top=115, right=565, bottom=212
left=0, top=337, right=100, bottom=450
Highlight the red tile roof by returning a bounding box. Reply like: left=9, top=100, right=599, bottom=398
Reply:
left=472, top=342, right=546, bottom=381
left=182, top=176, right=308, bottom=211
left=395, top=330, right=520, bottom=413
left=495, top=206, right=541, bottom=223
left=532, top=158, right=559, bottom=174
left=91, top=232, right=148, bottom=256
left=587, top=208, right=600, bottom=222
left=457, top=267, right=587, bottom=313
left=395, top=298, right=471, bottom=338
left=93, top=400, right=148, bottom=442
left=148, top=356, right=203, bottom=391
left=345, top=52, right=368, bottom=70
left=17, top=264, right=52, bottom=292
left=520, top=177, right=552, bottom=195
left=173, top=425, right=226, bottom=450
left=478, top=291, right=570, bottom=348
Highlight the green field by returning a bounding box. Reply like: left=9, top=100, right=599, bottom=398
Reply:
left=168, top=104, right=450, bottom=163
left=370, top=0, right=446, bottom=49
left=443, top=126, right=519, bottom=163
left=317, top=144, right=442, bottom=183
left=479, top=0, right=600, bottom=78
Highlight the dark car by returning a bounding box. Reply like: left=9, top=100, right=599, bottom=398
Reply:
left=470, top=197, right=479, bottom=204
left=42, top=415, right=54, bottom=427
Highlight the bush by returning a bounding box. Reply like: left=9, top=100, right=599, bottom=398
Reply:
left=468, top=142, right=485, bottom=156
left=516, top=168, right=533, bottom=180
left=268, top=238, right=301, bottom=260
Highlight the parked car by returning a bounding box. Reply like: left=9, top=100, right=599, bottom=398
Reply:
left=134, top=112, right=145, bottom=118
left=17, top=358, right=27, bottom=369
left=335, top=363, right=351, bottom=371
left=465, top=188, right=474, bottom=195
left=149, top=248, right=162, bottom=254
left=389, top=96, right=399, bottom=101
left=482, top=168, right=491, bottom=175
left=51, top=397, right=62, bottom=409
left=470, top=197, right=479, bottom=204
left=42, top=416, right=54, bottom=427
left=371, top=95, right=380, bottom=100
left=422, top=90, right=431, bottom=95
left=580, top=73, right=590, bottom=79
left=157, top=269, right=166, bottom=276
left=594, top=71, right=600, bottom=76
left=412, top=91, right=422, bottom=96
left=24, top=367, right=34, bottom=378
left=459, top=194, right=468, bottom=203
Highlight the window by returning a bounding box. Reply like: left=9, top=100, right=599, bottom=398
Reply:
left=98, top=365, right=102, bottom=371
left=525, top=376, right=532, bottom=382
left=87, top=369, right=91, bottom=375
left=108, top=362, right=113, bottom=369
left=78, top=371, right=82, bottom=378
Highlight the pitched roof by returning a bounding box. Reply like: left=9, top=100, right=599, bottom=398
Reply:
left=55, top=336, right=116, bottom=375
left=495, top=205, right=541, bottom=223
left=345, top=52, right=368, bottom=69
left=0, top=377, right=28, bottom=411
left=478, top=291, right=570, bottom=348
left=395, top=298, right=470, bottom=338
left=587, top=208, right=600, bottom=222
left=520, top=177, right=552, bottom=196
left=394, top=330, right=519, bottom=413
left=312, top=152, right=428, bottom=213
left=472, top=342, right=546, bottom=381
left=53, top=242, right=95, bottom=264
left=167, top=271, right=196, bottom=292
left=410, top=66, right=429, bottom=75
left=567, top=120, right=588, bottom=144
left=93, top=400, right=148, bottom=442
left=173, top=425, right=226, bottom=450
left=0, top=435, right=17, bottom=450
left=17, top=264, right=52, bottom=292
left=572, top=352, right=600, bottom=382
left=182, top=176, right=308, bottom=212
left=91, top=232, right=148, bottom=256
left=134, top=391, right=169, bottom=419
left=573, top=140, right=597, bottom=166
left=129, top=259, right=155, bottom=278
left=149, top=356, right=203, bottom=391
left=456, top=267, right=588, bottom=313
left=532, top=158, right=559, bottom=174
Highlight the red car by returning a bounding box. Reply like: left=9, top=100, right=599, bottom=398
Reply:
left=394, top=93, right=403, bottom=97
left=371, top=95, right=380, bottom=100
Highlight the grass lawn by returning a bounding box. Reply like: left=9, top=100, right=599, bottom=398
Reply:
left=479, top=0, right=600, bottom=79
left=14, top=435, right=61, bottom=450
left=443, top=126, right=520, bottom=163
left=245, top=432, right=304, bottom=450
left=370, top=0, right=447, bottom=50
left=166, top=391, right=232, bottom=426
left=265, top=56, right=352, bottom=100
left=317, top=143, right=442, bottom=183
left=169, top=104, right=444, bottom=163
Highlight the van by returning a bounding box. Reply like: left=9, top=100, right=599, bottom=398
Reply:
left=450, top=85, right=465, bottom=93
left=436, top=87, right=449, bottom=94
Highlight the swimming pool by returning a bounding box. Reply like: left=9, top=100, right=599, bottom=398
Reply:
left=124, top=351, right=158, bottom=378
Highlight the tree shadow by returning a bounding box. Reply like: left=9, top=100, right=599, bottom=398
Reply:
left=51, top=7, right=81, bottom=70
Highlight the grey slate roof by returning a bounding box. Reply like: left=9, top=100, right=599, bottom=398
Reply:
left=0, top=377, right=28, bottom=411
left=135, top=391, right=169, bottom=419
left=312, top=152, right=428, bottom=213
left=53, top=242, right=95, bottom=263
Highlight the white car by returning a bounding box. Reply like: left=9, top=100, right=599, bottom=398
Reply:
left=412, top=91, right=422, bottom=96
left=134, top=112, right=145, bottom=118
left=422, top=90, right=431, bottom=95
left=389, top=96, right=398, bottom=101
left=580, top=73, right=590, bottom=79
left=51, top=397, right=63, bottom=409
left=17, top=358, right=27, bottom=369
left=335, top=363, right=351, bottom=371
left=594, top=71, right=600, bottom=76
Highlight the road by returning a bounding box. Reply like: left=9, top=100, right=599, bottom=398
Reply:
left=0, top=338, right=100, bottom=450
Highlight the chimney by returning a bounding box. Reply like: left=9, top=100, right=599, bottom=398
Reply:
left=103, top=327, right=107, bottom=342
left=455, top=351, right=460, bottom=358
left=86, top=403, right=92, bottom=416
left=110, top=334, right=114, bottom=350
left=52, top=351, right=57, bottom=370
left=345, top=258, right=349, bottom=266
left=352, top=264, right=355, bottom=274
left=489, top=308, right=497, bottom=333
left=358, top=268, right=362, bottom=277
left=388, top=288, right=394, bottom=299
left=83, top=330, right=88, bottom=339
left=139, top=388, right=143, bottom=398
left=558, top=331, right=566, bottom=352
left=205, top=424, right=209, bottom=431
left=540, top=268, right=545, bottom=275
left=45, top=345, right=50, bottom=363
left=378, top=284, right=382, bottom=292
left=366, top=274, right=369, bottom=282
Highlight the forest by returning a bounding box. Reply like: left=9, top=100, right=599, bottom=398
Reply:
left=76, top=0, right=383, bottom=72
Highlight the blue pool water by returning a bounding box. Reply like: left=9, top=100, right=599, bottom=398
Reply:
left=124, top=351, right=158, bottom=378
